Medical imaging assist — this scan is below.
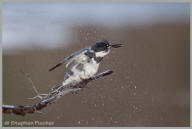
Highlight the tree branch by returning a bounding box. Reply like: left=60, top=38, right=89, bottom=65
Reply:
left=2, top=70, right=113, bottom=116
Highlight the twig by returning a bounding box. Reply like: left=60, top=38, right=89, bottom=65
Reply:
left=2, top=70, right=113, bottom=116
left=20, top=70, right=39, bottom=96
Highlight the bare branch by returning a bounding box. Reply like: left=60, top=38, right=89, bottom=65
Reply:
left=20, top=70, right=40, bottom=96
left=2, top=70, right=113, bottom=116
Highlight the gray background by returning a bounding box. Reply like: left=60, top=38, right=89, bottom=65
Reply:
left=2, top=3, right=190, bottom=127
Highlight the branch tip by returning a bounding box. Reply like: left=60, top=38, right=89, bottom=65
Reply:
left=3, top=70, right=113, bottom=116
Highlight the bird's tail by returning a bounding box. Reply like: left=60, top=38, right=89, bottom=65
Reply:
left=49, top=62, right=63, bottom=71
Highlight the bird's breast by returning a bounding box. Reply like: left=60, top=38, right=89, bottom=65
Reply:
left=83, top=61, right=99, bottom=76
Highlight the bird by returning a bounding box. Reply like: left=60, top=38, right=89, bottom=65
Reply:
left=49, top=40, right=122, bottom=91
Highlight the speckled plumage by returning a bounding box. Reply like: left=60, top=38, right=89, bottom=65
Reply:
left=49, top=40, right=122, bottom=91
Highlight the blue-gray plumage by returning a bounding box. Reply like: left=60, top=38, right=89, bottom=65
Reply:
left=49, top=40, right=122, bottom=91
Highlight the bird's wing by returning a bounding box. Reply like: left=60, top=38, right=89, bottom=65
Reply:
left=49, top=46, right=90, bottom=71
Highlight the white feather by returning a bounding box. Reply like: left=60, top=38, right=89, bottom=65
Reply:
left=62, top=58, right=99, bottom=86
left=95, top=50, right=110, bottom=57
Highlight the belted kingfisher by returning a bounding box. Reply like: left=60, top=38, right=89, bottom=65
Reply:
left=49, top=40, right=122, bottom=91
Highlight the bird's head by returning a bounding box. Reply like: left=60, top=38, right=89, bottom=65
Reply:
left=91, top=40, right=122, bottom=57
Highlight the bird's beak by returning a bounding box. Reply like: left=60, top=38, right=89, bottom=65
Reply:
left=110, top=44, right=123, bottom=48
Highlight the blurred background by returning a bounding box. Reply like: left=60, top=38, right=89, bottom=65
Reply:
left=2, top=2, right=190, bottom=127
